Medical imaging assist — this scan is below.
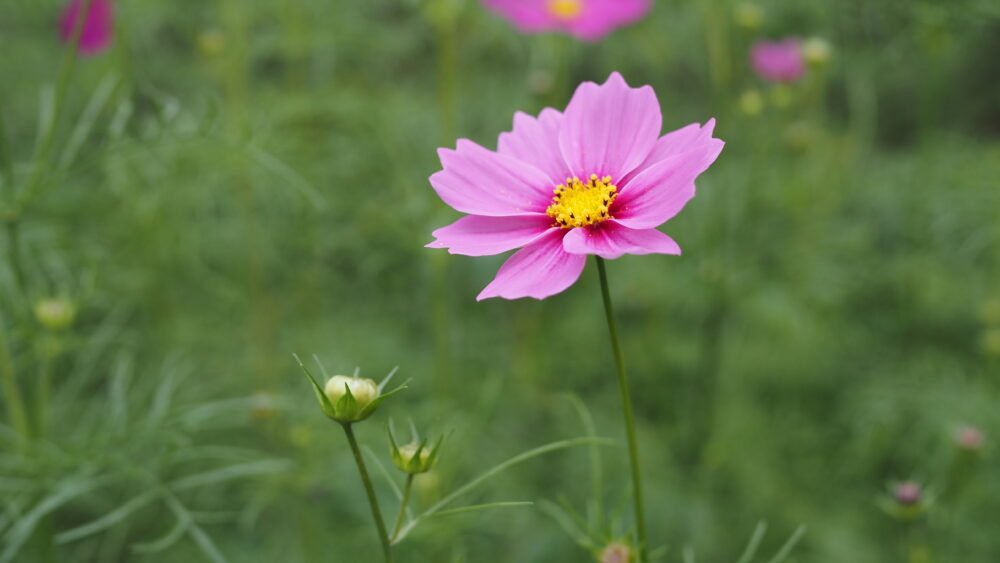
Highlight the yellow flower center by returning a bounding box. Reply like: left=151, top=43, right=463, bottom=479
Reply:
left=547, top=0, right=583, bottom=20
left=546, top=174, right=618, bottom=229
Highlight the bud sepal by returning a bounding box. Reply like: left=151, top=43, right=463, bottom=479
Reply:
left=296, top=355, right=407, bottom=424
left=388, top=422, right=444, bottom=475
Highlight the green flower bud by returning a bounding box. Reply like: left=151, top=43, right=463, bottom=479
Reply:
left=733, top=3, right=763, bottom=31
left=738, top=89, right=764, bottom=117
left=388, top=422, right=443, bottom=475
left=878, top=480, right=933, bottom=521
left=324, top=375, right=380, bottom=423
left=802, top=37, right=832, bottom=66
left=33, top=298, right=76, bottom=331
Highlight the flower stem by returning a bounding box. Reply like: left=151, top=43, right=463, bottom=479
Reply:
left=342, top=423, right=394, bottom=563
left=391, top=474, right=414, bottom=541
left=595, top=256, right=647, bottom=561
left=0, top=312, right=29, bottom=448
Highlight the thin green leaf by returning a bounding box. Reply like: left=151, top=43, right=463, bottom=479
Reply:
left=393, top=436, right=611, bottom=543
left=563, top=394, right=602, bottom=528
left=358, top=382, right=408, bottom=419
left=294, top=353, right=335, bottom=417
left=766, top=525, right=806, bottom=563
left=131, top=512, right=187, bottom=554
left=0, top=109, right=12, bottom=187
left=56, top=490, right=159, bottom=544
left=164, top=494, right=227, bottom=563
left=428, top=502, right=533, bottom=518
left=735, top=521, right=768, bottom=563
left=379, top=366, right=400, bottom=391
left=246, top=145, right=325, bottom=210
left=170, top=459, right=291, bottom=492
left=32, top=85, right=55, bottom=159
left=58, top=73, right=120, bottom=168
left=0, top=476, right=109, bottom=563
left=538, top=500, right=597, bottom=551
left=683, top=546, right=696, bottom=563
left=361, top=445, right=408, bottom=505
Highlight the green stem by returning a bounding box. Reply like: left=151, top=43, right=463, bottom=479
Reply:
left=391, top=474, right=414, bottom=541
left=16, top=0, right=92, bottom=213
left=0, top=312, right=30, bottom=447
left=5, top=220, right=27, bottom=296
left=35, top=337, right=58, bottom=439
left=343, top=424, right=393, bottom=563
left=595, top=257, right=647, bottom=561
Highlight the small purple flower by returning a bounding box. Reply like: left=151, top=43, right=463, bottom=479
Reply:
left=482, top=0, right=649, bottom=42
left=59, top=0, right=114, bottom=56
left=894, top=481, right=922, bottom=505
left=750, top=38, right=805, bottom=83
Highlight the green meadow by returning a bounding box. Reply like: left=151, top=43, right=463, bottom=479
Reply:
left=1, top=0, right=998, bottom=561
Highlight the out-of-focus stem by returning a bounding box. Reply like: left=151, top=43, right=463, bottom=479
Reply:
left=595, top=257, right=647, bottom=561
left=343, top=423, right=394, bottom=562
left=391, top=474, right=414, bottom=541
left=16, top=0, right=92, bottom=213
left=0, top=313, right=30, bottom=447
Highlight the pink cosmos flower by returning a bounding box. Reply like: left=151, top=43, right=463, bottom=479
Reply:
left=427, top=72, right=724, bottom=301
left=750, top=38, right=805, bottom=83
left=482, top=0, right=649, bottom=41
left=59, top=0, right=114, bottom=56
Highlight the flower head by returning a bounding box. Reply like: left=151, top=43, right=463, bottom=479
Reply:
left=482, top=0, right=649, bottom=41
left=427, top=72, right=723, bottom=300
left=894, top=481, right=922, bottom=505
left=59, top=0, right=114, bottom=56
left=750, top=38, right=805, bottom=83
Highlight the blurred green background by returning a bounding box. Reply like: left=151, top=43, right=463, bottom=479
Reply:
left=1, top=0, right=999, bottom=561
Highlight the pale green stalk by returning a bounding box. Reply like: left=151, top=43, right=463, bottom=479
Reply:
left=343, top=424, right=393, bottom=562
left=391, top=474, right=414, bottom=541
left=595, top=257, right=647, bottom=561
left=0, top=313, right=29, bottom=446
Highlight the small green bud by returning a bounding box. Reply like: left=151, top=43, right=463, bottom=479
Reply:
left=738, top=89, right=764, bottom=117
left=33, top=298, right=76, bottom=331
left=802, top=37, right=832, bottom=66
left=733, top=3, right=763, bottom=31
left=388, top=423, right=443, bottom=475
left=324, top=375, right=380, bottom=423
left=393, top=443, right=434, bottom=474
left=878, top=480, right=932, bottom=521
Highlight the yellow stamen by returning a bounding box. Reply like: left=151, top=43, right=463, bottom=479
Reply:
left=547, top=0, right=583, bottom=20
left=546, top=174, right=618, bottom=229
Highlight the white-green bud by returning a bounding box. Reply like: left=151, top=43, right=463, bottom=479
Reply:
left=802, top=37, right=832, bottom=66
left=324, top=375, right=380, bottom=423
left=33, top=298, right=76, bottom=332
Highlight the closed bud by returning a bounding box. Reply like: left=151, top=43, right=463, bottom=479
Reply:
left=738, top=89, right=764, bottom=117
left=802, top=37, right=832, bottom=66
left=980, top=298, right=1000, bottom=325
left=880, top=480, right=931, bottom=521
left=981, top=328, right=1000, bottom=357
left=598, top=542, right=633, bottom=563
left=324, top=375, right=380, bottom=423
left=389, top=422, right=443, bottom=475
left=733, top=3, right=763, bottom=31
left=34, top=298, right=76, bottom=331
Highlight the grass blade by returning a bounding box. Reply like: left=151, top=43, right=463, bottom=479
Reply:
left=735, top=521, right=768, bottom=563
left=766, top=525, right=806, bottom=563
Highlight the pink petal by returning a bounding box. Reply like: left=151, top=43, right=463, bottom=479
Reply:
left=620, top=119, right=716, bottom=186
left=497, top=108, right=570, bottom=187
left=477, top=230, right=585, bottom=300
left=612, top=138, right=724, bottom=229
left=59, top=0, right=114, bottom=56
left=559, top=72, right=661, bottom=181
left=564, top=0, right=650, bottom=41
left=431, top=139, right=552, bottom=217
left=427, top=214, right=554, bottom=256
left=562, top=221, right=680, bottom=259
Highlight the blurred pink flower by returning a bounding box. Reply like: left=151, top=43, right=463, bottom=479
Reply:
left=955, top=425, right=984, bottom=450
left=59, top=0, right=114, bottom=56
left=894, top=481, right=922, bottom=505
left=750, top=38, right=805, bottom=83
left=428, top=72, right=723, bottom=300
left=482, top=0, right=649, bottom=41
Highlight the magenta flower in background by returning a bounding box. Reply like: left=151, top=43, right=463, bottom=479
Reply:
left=427, top=72, right=724, bottom=300
left=482, top=0, right=649, bottom=41
left=750, top=38, right=805, bottom=83
left=59, top=0, right=114, bottom=56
